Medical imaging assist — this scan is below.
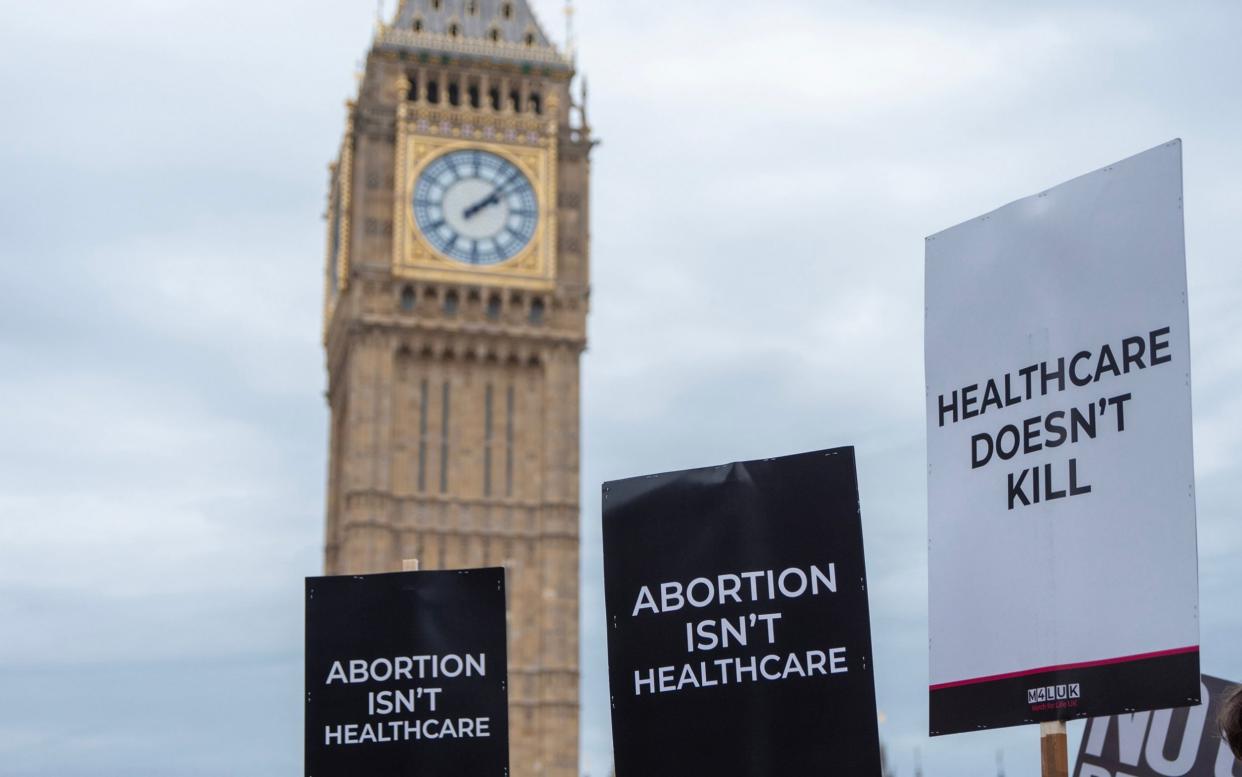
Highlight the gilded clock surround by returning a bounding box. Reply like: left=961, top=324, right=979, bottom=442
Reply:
left=394, top=126, right=558, bottom=289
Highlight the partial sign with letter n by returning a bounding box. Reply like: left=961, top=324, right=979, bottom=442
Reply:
left=1074, top=674, right=1241, bottom=777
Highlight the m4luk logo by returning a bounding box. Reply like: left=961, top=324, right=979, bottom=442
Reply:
left=1027, top=683, right=1081, bottom=708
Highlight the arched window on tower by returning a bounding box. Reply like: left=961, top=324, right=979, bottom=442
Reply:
left=524, top=32, right=536, bottom=46
left=448, top=22, right=461, bottom=37
left=488, top=86, right=501, bottom=111
left=413, top=17, right=425, bottom=33
left=448, top=80, right=461, bottom=106
left=488, top=27, right=501, bottom=42
left=427, top=79, right=440, bottom=104
left=501, top=2, right=514, bottom=20
left=529, top=92, right=543, bottom=115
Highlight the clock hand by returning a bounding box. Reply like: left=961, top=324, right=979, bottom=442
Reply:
left=463, top=171, right=521, bottom=220
left=463, top=190, right=501, bottom=220
left=466, top=182, right=523, bottom=219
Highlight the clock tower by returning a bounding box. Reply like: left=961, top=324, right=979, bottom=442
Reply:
left=321, top=2, right=591, bottom=775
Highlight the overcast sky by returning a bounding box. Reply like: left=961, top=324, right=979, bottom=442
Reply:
left=2, top=1, right=1240, bottom=775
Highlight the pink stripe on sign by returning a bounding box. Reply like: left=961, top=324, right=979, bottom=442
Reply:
left=929, top=646, right=1199, bottom=691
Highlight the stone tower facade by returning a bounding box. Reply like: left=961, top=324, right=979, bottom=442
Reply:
left=321, top=2, right=591, bottom=775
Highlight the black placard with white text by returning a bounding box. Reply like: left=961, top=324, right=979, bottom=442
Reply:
left=304, top=568, right=508, bottom=777
left=602, top=447, right=881, bottom=776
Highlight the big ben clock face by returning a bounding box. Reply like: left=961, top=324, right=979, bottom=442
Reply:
left=413, top=149, right=539, bottom=266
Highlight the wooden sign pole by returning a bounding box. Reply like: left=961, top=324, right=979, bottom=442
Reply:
left=1040, top=721, right=1068, bottom=777
left=402, top=558, right=420, bottom=572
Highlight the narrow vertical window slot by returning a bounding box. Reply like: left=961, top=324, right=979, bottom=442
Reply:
left=484, top=384, right=494, bottom=497
left=418, top=378, right=429, bottom=492
left=440, top=380, right=451, bottom=493
left=505, top=385, right=515, bottom=497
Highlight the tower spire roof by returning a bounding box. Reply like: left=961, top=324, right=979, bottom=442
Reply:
left=379, top=0, right=570, bottom=69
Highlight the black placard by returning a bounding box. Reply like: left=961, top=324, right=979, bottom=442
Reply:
left=304, top=568, right=508, bottom=777
left=602, top=447, right=881, bottom=776
left=1074, top=674, right=1241, bottom=777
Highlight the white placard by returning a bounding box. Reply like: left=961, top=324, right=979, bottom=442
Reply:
left=925, top=140, right=1199, bottom=735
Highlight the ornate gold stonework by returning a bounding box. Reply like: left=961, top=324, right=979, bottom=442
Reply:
left=393, top=121, right=559, bottom=290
